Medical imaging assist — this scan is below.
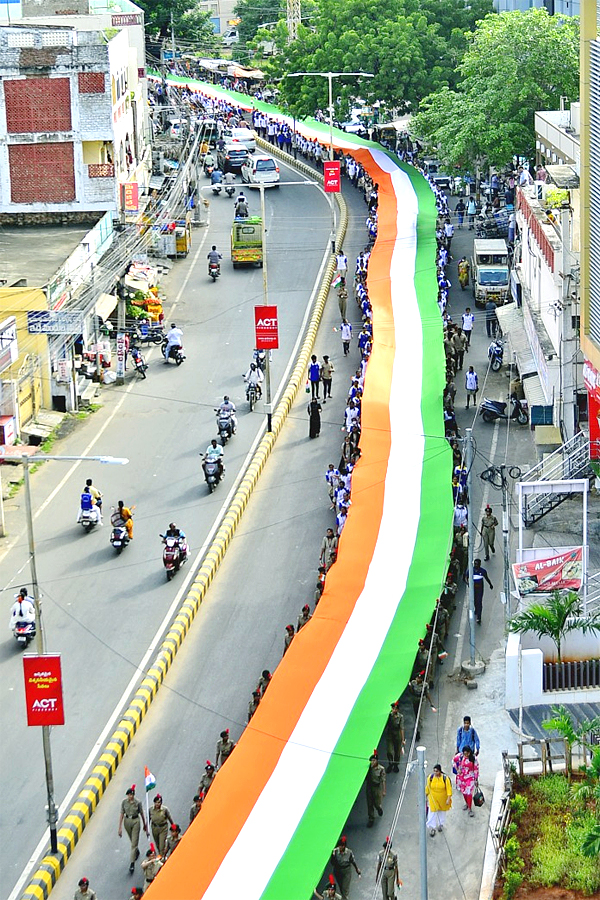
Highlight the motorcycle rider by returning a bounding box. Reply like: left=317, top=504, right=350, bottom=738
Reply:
left=85, top=478, right=103, bottom=518
left=9, top=587, right=36, bottom=632
left=243, top=362, right=263, bottom=399
left=217, top=395, right=237, bottom=434
left=207, top=245, right=222, bottom=275
left=78, top=485, right=101, bottom=525
left=203, top=438, right=224, bottom=480
left=161, top=522, right=188, bottom=558
left=210, top=168, right=223, bottom=189
left=235, top=193, right=249, bottom=218
left=112, top=500, right=134, bottom=540
left=203, top=150, right=216, bottom=173
left=164, top=323, right=183, bottom=362
left=223, top=170, right=236, bottom=195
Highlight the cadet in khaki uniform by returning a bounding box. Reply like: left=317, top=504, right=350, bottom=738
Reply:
left=283, top=624, right=295, bottom=656
left=365, top=753, right=386, bottom=827
left=248, top=690, right=261, bottom=722
left=189, top=793, right=203, bottom=825
left=257, top=669, right=271, bottom=696
left=376, top=838, right=402, bottom=900
left=385, top=703, right=405, bottom=773
left=141, top=848, right=163, bottom=892
left=409, top=671, right=436, bottom=740
left=73, top=877, right=97, bottom=900
left=164, top=823, right=181, bottom=858
left=297, top=604, right=312, bottom=631
left=314, top=875, right=342, bottom=899
left=198, top=762, right=216, bottom=796
left=481, top=506, right=498, bottom=560
left=331, top=836, right=361, bottom=900
left=215, top=729, right=235, bottom=767
left=118, top=786, right=149, bottom=874
left=149, top=794, right=173, bottom=856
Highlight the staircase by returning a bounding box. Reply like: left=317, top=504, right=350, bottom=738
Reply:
left=585, top=572, right=600, bottom=617
left=520, top=432, right=594, bottom=527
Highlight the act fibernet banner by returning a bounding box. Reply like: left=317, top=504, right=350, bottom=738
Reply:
left=145, top=81, right=452, bottom=900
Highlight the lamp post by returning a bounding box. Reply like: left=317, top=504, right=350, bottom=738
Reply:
left=21, top=453, right=128, bottom=852
left=258, top=184, right=273, bottom=433
left=286, top=71, right=374, bottom=252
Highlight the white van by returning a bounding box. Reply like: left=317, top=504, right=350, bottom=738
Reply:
left=241, top=155, right=280, bottom=187
left=222, top=29, right=239, bottom=47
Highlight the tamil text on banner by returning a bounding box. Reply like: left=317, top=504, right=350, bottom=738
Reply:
left=122, top=182, right=139, bottom=212
left=512, top=547, right=583, bottom=595
left=254, top=306, right=279, bottom=349
left=323, top=161, right=341, bottom=193
left=23, top=654, right=65, bottom=726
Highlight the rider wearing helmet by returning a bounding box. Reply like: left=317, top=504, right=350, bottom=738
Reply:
left=218, top=394, right=237, bottom=433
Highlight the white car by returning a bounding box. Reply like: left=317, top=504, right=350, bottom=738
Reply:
left=241, top=155, right=280, bottom=187
left=223, top=126, right=256, bottom=153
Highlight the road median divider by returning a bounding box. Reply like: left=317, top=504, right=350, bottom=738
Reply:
left=21, top=156, right=348, bottom=900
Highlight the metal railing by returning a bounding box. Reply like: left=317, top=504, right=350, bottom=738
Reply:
left=520, top=433, right=594, bottom=525
left=543, top=658, right=600, bottom=691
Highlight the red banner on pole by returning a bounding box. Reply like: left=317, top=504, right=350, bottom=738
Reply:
left=512, top=547, right=583, bottom=595
left=23, top=654, right=65, bottom=726
left=323, top=161, right=341, bottom=193
left=254, top=306, right=279, bottom=349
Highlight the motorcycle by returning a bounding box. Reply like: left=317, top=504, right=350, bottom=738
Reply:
left=246, top=382, right=258, bottom=411
left=161, top=534, right=188, bottom=581
left=130, top=345, right=148, bottom=379
left=480, top=394, right=529, bottom=425
left=215, top=408, right=234, bottom=444
left=161, top=340, right=185, bottom=366
left=13, top=620, right=36, bottom=648
left=488, top=337, right=504, bottom=372
left=205, top=162, right=215, bottom=177
left=110, top=523, right=130, bottom=554
left=211, top=182, right=222, bottom=195
left=79, top=507, right=101, bottom=532
left=203, top=458, right=222, bottom=493
left=130, top=323, right=164, bottom=345
left=208, top=261, right=221, bottom=282
left=225, top=184, right=235, bottom=198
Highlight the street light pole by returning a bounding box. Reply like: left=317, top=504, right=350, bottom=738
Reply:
left=21, top=453, right=128, bottom=855
left=259, top=184, right=273, bottom=433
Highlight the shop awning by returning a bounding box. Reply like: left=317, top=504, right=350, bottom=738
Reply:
left=95, top=292, right=118, bottom=321
left=495, top=301, right=550, bottom=409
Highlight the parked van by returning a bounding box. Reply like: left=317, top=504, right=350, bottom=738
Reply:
left=471, top=239, right=510, bottom=308
left=222, top=28, right=239, bottom=47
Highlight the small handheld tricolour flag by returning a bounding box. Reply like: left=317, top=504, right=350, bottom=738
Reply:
left=332, top=273, right=342, bottom=289
left=145, top=767, right=156, bottom=792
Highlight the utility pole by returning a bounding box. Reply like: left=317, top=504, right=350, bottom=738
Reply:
left=417, top=746, right=428, bottom=900
left=116, top=279, right=126, bottom=386
left=259, top=185, right=272, bottom=432
left=170, top=12, right=176, bottom=67
left=500, top=464, right=512, bottom=625
left=559, top=202, right=575, bottom=441
left=466, top=427, right=476, bottom=666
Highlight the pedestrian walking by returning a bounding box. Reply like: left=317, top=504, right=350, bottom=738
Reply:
left=452, top=746, right=479, bottom=816
left=118, top=786, right=149, bottom=874
left=257, top=669, right=272, bottom=696
left=320, top=527, right=338, bottom=569
left=149, top=794, right=173, bottom=856
left=458, top=257, right=470, bottom=291
left=314, top=875, right=342, bottom=899
left=198, top=761, right=216, bottom=795
left=385, top=702, right=405, bottom=773
left=340, top=319, right=352, bottom=356
left=215, top=729, right=235, bottom=767
left=452, top=328, right=467, bottom=370
left=408, top=671, right=435, bottom=740
left=425, top=764, right=452, bottom=836
left=73, top=877, right=97, bottom=900
left=461, top=308, right=475, bottom=347
left=331, top=837, right=361, bottom=899
left=164, top=823, right=182, bottom=858
left=308, top=398, right=322, bottom=438
left=471, top=559, right=493, bottom=624
left=315, top=565, right=327, bottom=604
left=141, top=847, right=163, bottom=892
left=456, top=715, right=481, bottom=756
left=444, top=218, right=454, bottom=254
left=308, top=354, right=321, bottom=399
left=297, top=604, right=312, bottom=631
left=453, top=500, right=468, bottom=532
left=337, top=282, right=348, bottom=319
left=365, top=752, right=386, bottom=827
left=321, top=356, right=334, bottom=401
left=189, top=793, right=203, bottom=825
left=465, top=365, right=478, bottom=409
left=455, top=198, right=465, bottom=228
left=481, top=506, right=498, bottom=560
left=336, top=252, right=348, bottom=278
left=248, top=690, right=261, bottom=722
left=485, top=299, right=498, bottom=338
left=375, top=837, right=402, bottom=900
left=467, top=196, right=477, bottom=229
left=283, top=623, right=295, bottom=656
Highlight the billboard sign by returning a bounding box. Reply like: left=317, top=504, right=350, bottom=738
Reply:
left=0, top=316, right=18, bottom=374
left=23, top=654, right=65, bottom=726
left=323, top=161, right=341, bottom=193
left=27, top=311, right=84, bottom=335
left=254, top=306, right=279, bottom=349
left=512, top=547, right=583, bottom=595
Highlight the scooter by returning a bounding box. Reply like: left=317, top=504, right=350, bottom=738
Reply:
left=161, top=340, right=185, bottom=365
left=205, top=162, right=215, bottom=177
left=131, top=323, right=164, bottom=345
left=246, top=382, right=258, bottom=411
left=225, top=184, right=235, bottom=198
left=203, top=458, right=222, bottom=493
left=208, top=261, right=221, bottom=282
left=480, top=394, right=529, bottom=425
left=215, top=408, right=234, bottom=444
left=79, top=507, right=101, bottom=532
left=488, top=337, right=504, bottom=372
left=161, top=534, right=188, bottom=580
left=110, top=524, right=130, bottom=554
left=130, top=345, right=148, bottom=379
left=13, top=620, right=36, bottom=648
left=211, top=182, right=222, bottom=195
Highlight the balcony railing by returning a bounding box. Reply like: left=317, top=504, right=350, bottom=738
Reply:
left=88, top=163, right=114, bottom=178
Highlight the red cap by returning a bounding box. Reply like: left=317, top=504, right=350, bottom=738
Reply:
left=329, top=874, right=336, bottom=886
left=286, top=625, right=294, bottom=632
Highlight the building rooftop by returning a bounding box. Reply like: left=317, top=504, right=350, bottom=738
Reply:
left=0, top=225, right=92, bottom=289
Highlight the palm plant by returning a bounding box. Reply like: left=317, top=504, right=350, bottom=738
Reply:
left=508, top=590, right=600, bottom=664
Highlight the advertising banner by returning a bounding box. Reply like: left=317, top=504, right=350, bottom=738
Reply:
left=254, top=306, right=279, bottom=349
left=0, top=316, right=18, bottom=374
left=122, top=182, right=139, bottom=213
left=512, top=547, right=583, bottom=594
left=323, top=161, right=341, bottom=193
left=116, top=332, right=126, bottom=380
left=583, top=359, right=600, bottom=460
left=23, top=654, right=65, bottom=726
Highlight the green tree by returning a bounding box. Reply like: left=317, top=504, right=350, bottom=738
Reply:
left=136, top=0, right=218, bottom=46
left=234, top=0, right=285, bottom=46
left=411, top=8, right=580, bottom=170
left=508, top=591, right=600, bottom=664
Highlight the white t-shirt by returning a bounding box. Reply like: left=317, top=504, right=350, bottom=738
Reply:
left=9, top=598, right=35, bottom=630
left=462, top=313, right=475, bottom=333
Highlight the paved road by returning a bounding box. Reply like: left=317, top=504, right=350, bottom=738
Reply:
left=0, top=156, right=332, bottom=899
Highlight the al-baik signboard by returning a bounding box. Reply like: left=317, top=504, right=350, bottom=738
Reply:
left=512, top=547, right=583, bottom=594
